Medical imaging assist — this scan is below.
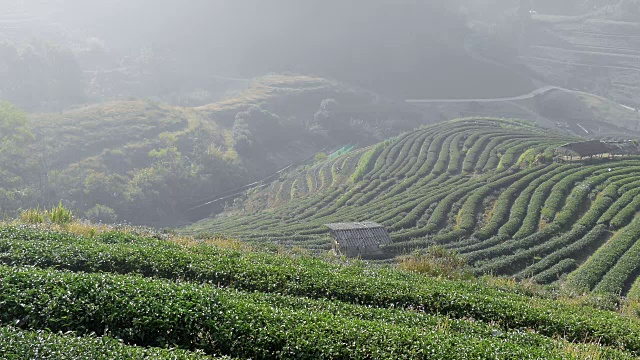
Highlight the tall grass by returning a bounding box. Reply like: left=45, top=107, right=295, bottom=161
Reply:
left=398, top=246, right=473, bottom=280
left=18, top=203, right=73, bottom=226
left=49, top=202, right=73, bottom=225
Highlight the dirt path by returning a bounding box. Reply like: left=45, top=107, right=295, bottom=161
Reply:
left=405, top=86, right=559, bottom=103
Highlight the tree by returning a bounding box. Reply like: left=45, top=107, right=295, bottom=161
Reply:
left=232, top=118, right=253, bottom=155
left=313, top=99, right=341, bottom=131
left=1, top=42, right=84, bottom=110
left=86, top=204, right=118, bottom=224
left=232, top=105, right=282, bottom=154
left=0, top=101, right=34, bottom=213
left=236, top=106, right=281, bottom=136
left=0, top=101, right=33, bottom=175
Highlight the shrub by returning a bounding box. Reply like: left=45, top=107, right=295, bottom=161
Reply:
left=398, top=247, right=472, bottom=280
left=2, top=225, right=640, bottom=354
left=314, top=152, right=327, bottom=162
left=0, top=265, right=583, bottom=359
left=0, top=326, right=217, bottom=359
left=86, top=204, right=118, bottom=224
left=351, top=143, right=386, bottom=182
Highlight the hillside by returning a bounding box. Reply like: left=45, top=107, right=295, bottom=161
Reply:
left=0, top=220, right=639, bottom=358
left=186, top=118, right=640, bottom=297
left=0, top=75, right=420, bottom=226
left=524, top=14, right=640, bottom=108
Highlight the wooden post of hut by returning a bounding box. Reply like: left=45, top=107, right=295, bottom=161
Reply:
left=325, top=222, right=392, bottom=259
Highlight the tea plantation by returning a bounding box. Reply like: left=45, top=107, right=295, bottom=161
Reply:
left=7, top=118, right=640, bottom=358
left=187, top=118, right=640, bottom=298
left=0, top=223, right=639, bottom=358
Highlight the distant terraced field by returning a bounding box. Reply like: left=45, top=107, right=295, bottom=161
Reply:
left=186, top=118, right=640, bottom=297
left=525, top=17, right=640, bottom=106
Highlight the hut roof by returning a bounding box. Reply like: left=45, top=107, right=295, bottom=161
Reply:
left=325, top=222, right=383, bottom=231
left=559, top=140, right=610, bottom=157
left=604, top=141, right=640, bottom=155
left=325, top=222, right=392, bottom=248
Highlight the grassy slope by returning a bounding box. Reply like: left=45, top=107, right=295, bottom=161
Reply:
left=186, top=118, right=640, bottom=297
left=574, top=91, right=640, bottom=132
left=0, top=221, right=638, bottom=358
left=32, top=75, right=349, bottom=170
left=14, top=74, right=402, bottom=226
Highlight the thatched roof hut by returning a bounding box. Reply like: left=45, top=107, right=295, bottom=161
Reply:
left=558, top=140, right=610, bottom=158
left=325, top=222, right=392, bottom=259
left=604, top=140, right=640, bottom=156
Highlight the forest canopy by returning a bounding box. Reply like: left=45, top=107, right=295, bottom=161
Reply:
left=0, top=41, right=84, bottom=111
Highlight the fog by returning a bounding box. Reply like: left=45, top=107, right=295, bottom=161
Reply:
left=2, top=0, right=640, bottom=225
left=3, top=0, right=546, bottom=104
left=4, top=0, right=638, bottom=105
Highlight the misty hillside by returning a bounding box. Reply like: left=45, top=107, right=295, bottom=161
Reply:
left=2, top=0, right=640, bottom=226
left=0, top=75, right=422, bottom=226
left=5, top=1, right=640, bottom=358
left=1, top=0, right=639, bottom=225
left=3, top=0, right=536, bottom=107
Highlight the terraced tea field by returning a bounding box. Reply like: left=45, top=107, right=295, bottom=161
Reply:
left=1, top=223, right=640, bottom=358
left=524, top=17, right=640, bottom=107
left=187, top=118, right=640, bottom=297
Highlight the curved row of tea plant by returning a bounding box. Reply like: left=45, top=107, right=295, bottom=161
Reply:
left=1, top=264, right=616, bottom=359
left=0, top=326, right=219, bottom=359
left=186, top=118, right=640, bottom=296
left=2, top=225, right=640, bottom=355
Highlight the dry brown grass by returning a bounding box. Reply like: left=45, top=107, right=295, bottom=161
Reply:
left=621, top=300, right=640, bottom=319
left=196, top=74, right=336, bottom=113
left=555, top=338, right=626, bottom=360
left=6, top=219, right=117, bottom=238
left=7, top=215, right=254, bottom=254
left=168, top=232, right=251, bottom=252
left=398, top=247, right=473, bottom=280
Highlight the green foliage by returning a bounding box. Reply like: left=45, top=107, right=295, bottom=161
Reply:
left=191, top=118, right=640, bottom=302
left=351, top=142, right=386, bottom=182
left=232, top=105, right=282, bottom=155
left=49, top=202, right=73, bottom=225
left=328, top=145, right=355, bottom=160
left=7, top=114, right=640, bottom=355
left=2, top=224, right=640, bottom=356
left=0, top=264, right=595, bottom=359
left=314, top=152, right=327, bottom=162
left=0, top=101, right=33, bottom=156
left=231, top=118, right=252, bottom=153
left=399, top=247, right=472, bottom=280
left=86, top=204, right=118, bottom=224
left=0, top=326, right=217, bottom=359
left=0, top=73, right=418, bottom=226
left=0, top=101, right=34, bottom=214
left=18, top=203, right=73, bottom=226
left=568, top=216, right=640, bottom=292
left=19, top=208, right=46, bottom=224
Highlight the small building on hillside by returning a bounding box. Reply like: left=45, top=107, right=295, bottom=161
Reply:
left=557, top=140, right=640, bottom=161
left=557, top=140, right=611, bottom=160
left=325, top=222, right=392, bottom=259
left=605, top=140, right=640, bottom=156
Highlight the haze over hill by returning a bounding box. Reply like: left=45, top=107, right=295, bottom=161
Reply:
left=5, top=1, right=640, bottom=358
left=3, top=0, right=537, bottom=105
left=2, top=0, right=640, bottom=226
